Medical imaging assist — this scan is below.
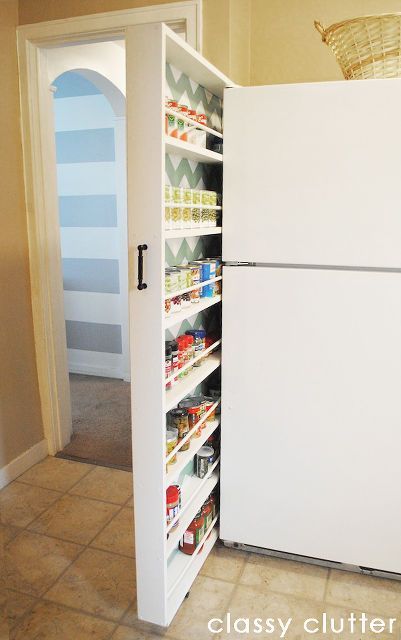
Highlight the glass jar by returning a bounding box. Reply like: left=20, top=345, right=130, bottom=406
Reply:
left=201, top=208, right=209, bottom=228
left=192, top=189, right=201, bottom=205
left=166, top=427, right=178, bottom=465
left=164, top=184, right=172, bottom=203
left=165, top=206, right=172, bottom=230
left=191, top=206, right=201, bottom=228
left=169, top=408, right=190, bottom=451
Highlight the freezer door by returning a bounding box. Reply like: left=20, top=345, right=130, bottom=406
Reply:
left=221, top=266, right=401, bottom=572
left=223, top=80, right=401, bottom=268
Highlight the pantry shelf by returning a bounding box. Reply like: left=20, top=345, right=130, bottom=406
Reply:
left=166, top=462, right=220, bottom=554
left=164, top=204, right=222, bottom=210
left=164, top=227, right=222, bottom=240
left=165, top=340, right=221, bottom=385
left=166, top=417, right=220, bottom=483
left=165, top=108, right=223, bottom=139
left=167, top=520, right=219, bottom=601
left=165, top=352, right=221, bottom=412
left=165, top=295, right=221, bottom=329
left=165, top=276, right=222, bottom=301
left=165, top=137, right=223, bottom=164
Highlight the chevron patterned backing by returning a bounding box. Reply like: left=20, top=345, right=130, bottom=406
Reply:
left=165, top=65, right=222, bottom=341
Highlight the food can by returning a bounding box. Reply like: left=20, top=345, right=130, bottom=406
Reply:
left=209, top=191, right=218, bottom=206
left=166, top=113, right=177, bottom=137
left=172, top=186, right=184, bottom=204
left=195, top=446, right=213, bottom=478
left=166, top=428, right=178, bottom=465
left=182, top=207, right=191, bottom=229
left=165, top=268, right=181, bottom=294
left=171, top=206, right=182, bottom=229
left=201, top=208, right=209, bottom=227
left=176, top=117, right=186, bottom=140
left=203, top=396, right=216, bottom=421
left=183, top=188, right=192, bottom=205
left=192, top=190, right=201, bottom=205
left=164, top=184, right=172, bottom=203
left=176, top=266, right=192, bottom=289
left=188, top=263, right=201, bottom=304
left=165, top=206, right=172, bottom=230
left=201, top=190, right=210, bottom=206
left=191, top=207, right=201, bottom=228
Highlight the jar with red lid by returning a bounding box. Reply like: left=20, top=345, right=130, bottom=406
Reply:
left=179, top=510, right=204, bottom=555
left=202, top=499, right=213, bottom=533
left=166, top=485, right=179, bottom=529
left=203, top=395, right=216, bottom=421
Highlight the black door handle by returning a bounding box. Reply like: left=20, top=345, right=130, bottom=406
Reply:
left=137, top=244, right=148, bottom=290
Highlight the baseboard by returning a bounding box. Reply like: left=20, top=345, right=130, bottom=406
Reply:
left=69, top=363, right=124, bottom=379
left=0, top=439, right=48, bottom=489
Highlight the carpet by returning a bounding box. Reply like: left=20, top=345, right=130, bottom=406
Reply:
left=57, top=373, right=132, bottom=470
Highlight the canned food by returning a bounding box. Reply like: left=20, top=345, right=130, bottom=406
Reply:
left=192, top=190, right=201, bottom=205
left=165, top=298, right=172, bottom=317
left=164, top=185, right=172, bottom=203
left=183, top=188, right=192, bottom=205
left=182, top=207, right=191, bottom=229
left=201, top=208, right=209, bottom=227
left=172, top=186, right=184, bottom=204
left=201, top=191, right=210, bottom=206
left=171, top=295, right=182, bottom=314
left=171, top=207, right=182, bottom=229
left=209, top=191, right=218, bottom=206
left=166, top=113, right=177, bottom=137
left=169, top=409, right=190, bottom=451
left=166, top=428, right=178, bottom=465
left=191, top=207, right=201, bottom=228
left=195, top=446, right=213, bottom=478
left=165, top=206, right=172, bottom=230
left=176, top=266, right=192, bottom=289
left=203, top=396, right=216, bottom=421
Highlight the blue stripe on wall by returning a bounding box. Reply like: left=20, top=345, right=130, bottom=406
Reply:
left=56, top=128, right=115, bottom=164
left=66, top=320, right=122, bottom=354
left=63, top=258, right=120, bottom=294
left=59, top=195, right=117, bottom=227
left=54, top=71, right=102, bottom=98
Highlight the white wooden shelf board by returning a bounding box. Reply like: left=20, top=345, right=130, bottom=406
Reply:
left=165, top=352, right=221, bottom=412
left=165, top=25, right=233, bottom=98
left=165, top=137, right=222, bottom=164
left=166, top=418, right=220, bottom=483
left=165, top=340, right=221, bottom=384
left=165, top=276, right=222, bottom=300
left=165, top=108, right=223, bottom=139
left=167, top=521, right=219, bottom=611
left=165, top=295, right=221, bottom=329
left=166, top=463, right=220, bottom=555
left=166, top=399, right=220, bottom=466
left=164, top=227, right=222, bottom=240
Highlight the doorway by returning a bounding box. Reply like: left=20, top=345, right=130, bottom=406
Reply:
left=50, top=64, right=131, bottom=469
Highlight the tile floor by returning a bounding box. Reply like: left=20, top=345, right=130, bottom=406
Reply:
left=2, top=456, right=401, bottom=639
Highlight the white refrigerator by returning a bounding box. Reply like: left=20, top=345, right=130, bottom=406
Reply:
left=220, top=79, right=401, bottom=575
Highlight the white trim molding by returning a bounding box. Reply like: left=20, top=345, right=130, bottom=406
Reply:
left=16, top=2, right=199, bottom=455
left=0, top=440, right=48, bottom=490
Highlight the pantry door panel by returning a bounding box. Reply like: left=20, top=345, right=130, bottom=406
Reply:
left=223, top=80, right=401, bottom=268
left=220, top=266, right=401, bottom=572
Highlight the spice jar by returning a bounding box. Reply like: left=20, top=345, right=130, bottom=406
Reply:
left=165, top=343, right=172, bottom=388
left=169, top=408, right=190, bottom=451
left=169, top=340, right=179, bottom=385
left=179, top=510, right=204, bottom=555
left=166, top=427, right=178, bottom=465
left=179, top=397, right=203, bottom=436
left=166, top=485, right=179, bottom=528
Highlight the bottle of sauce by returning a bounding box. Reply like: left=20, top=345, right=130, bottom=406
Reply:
left=179, top=510, right=205, bottom=555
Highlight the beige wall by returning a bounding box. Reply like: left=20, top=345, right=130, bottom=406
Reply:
left=0, top=0, right=43, bottom=469
left=250, top=0, right=401, bottom=85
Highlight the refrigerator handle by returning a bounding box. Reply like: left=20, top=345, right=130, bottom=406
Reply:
left=137, top=244, right=148, bottom=290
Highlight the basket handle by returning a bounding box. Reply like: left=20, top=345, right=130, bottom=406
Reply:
left=314, top=20, right=327, bottom=42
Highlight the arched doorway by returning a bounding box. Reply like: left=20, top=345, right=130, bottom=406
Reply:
left=51, top=64, right=131, bottom=469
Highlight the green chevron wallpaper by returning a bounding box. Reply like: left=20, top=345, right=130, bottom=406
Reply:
left=165, top=64, right=222, bottom=342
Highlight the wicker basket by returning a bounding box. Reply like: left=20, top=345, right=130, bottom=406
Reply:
left=315, top=14, right=401, bottom=79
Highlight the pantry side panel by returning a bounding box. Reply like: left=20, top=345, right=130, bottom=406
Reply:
left=126, top=24, right=167, bottom=626
left=220, top=266, right=401, bottom=572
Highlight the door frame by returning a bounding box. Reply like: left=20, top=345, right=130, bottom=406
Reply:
left=17, top=1, right=202, bottom=455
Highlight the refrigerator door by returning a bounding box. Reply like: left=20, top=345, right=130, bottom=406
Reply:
left=223, top=80, right=401, bottom=268
left=221, top=266, right=401, bottom=572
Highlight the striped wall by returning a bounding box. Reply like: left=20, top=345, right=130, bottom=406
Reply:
left=53, top=71, right=127, bottom=379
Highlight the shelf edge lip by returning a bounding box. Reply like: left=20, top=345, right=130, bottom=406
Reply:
left=165, top=353, right=221, bottom=412
left=164, top=295, right=222, bottom=329
left=166, top=462, right=220, bottom=548
left=165, top=340, right=221, bottom=384
left=165, top=276, right=222, bottom=300
left=164, top=136, right=223, bottom=163
left=165, top=411, right=220, bottom=472
left=166, top=520, right=219, bottom=597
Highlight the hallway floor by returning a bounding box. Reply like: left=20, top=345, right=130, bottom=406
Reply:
left=2, top=457, right=401, bottom=639
left=59, top=374, right=131, bottom=470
